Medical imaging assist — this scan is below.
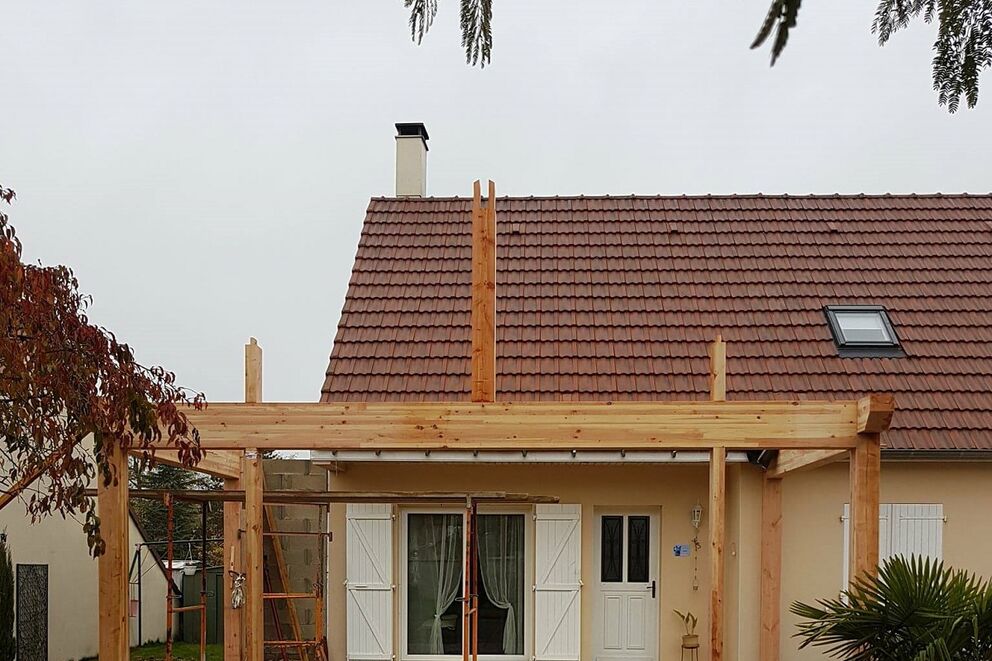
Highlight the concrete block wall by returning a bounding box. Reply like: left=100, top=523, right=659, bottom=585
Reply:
left=262, top=458, right=329, bottom=646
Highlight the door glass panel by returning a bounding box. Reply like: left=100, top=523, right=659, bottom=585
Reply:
left=407, top=514, right=464, bottom=654
left=601, top=516, right=623, bottom=582
left=477, top=514, right=525, bottom=655
left=627, top=516, right=650, bottom=583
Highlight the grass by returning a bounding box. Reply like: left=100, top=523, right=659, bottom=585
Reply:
left=82, top=642, right=224, bottom=660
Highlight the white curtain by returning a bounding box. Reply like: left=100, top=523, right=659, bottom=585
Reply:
left=478, top=515, right=524, bottom=655
left=408, top=514, right=464, bottom=654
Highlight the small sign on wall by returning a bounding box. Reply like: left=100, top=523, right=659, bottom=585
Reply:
left=673, top=544, right=691, bottom=558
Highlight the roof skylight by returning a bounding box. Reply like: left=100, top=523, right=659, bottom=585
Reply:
left=825, top=306, right=903, bottom=357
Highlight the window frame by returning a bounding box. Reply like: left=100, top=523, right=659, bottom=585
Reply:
left=824, top=305, right=904, bottom=357
left=398, top=505, right=533, bottom=661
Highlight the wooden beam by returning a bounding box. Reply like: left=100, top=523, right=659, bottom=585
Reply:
left=0, top=434, right=83, bottom=511
left=243, top=450, right=264, bottom=661
left=759, top=476, right=783, bottom=661
left=99, top=488, right=558, bottom=504
left=98, top=441, right=130, bottom=659
left=765, top=449, right=846, bottom=479
left=135, top=448, right=242, bottom=479
left=709, top=446, right=726, bottom=661
left=245, top=337, right=263, bottom=404
left=858, top=394, right=895, bottom=433
left=708, top=335, right=726, bottom=401
left=169, top=400, right=872, bottom=450
left=471, top=180, right=497, bottom=403
left=849, top=433, right=881, bottom=583
left=223, top=477, right=242, bottom=661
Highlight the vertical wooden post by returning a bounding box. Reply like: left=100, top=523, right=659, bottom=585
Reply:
left=223, top=476, right=242, bottom=661
left=849, top=433, right=881, bottom=583
left=98, top=440, right=130, bottom=659
left=243, top=337, right=265, bottom=661
left=759, top=475, right=783, bottom=661
left=243, top=449, right=264, bottom=661
left=708, top=335, right=726, bottom=661
left=470, top=180, right=497, bottom=403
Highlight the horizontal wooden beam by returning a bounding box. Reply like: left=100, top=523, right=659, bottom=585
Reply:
left=765, top=449, right=847, bottom=478
left=858, top=394, right=895, bottom=433
left=88, top=488, right=558, bottom=505
left=165, top=399, right=891, bottom=451
left=133, top=449, right=242, bottom=479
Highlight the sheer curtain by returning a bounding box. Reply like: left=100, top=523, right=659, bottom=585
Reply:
left=408, top=514, right=464, bottom=654
left=478, top=515, right=524, bottom=655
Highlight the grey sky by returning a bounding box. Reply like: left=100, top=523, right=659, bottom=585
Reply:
left=1, top=1, right=989, bottom=402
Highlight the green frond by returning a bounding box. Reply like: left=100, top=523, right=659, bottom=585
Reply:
left=405, top=0, right=438, bottom=44
left=750, top=0, right=803, bottom=65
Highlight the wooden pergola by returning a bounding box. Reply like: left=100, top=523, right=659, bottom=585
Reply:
left=97, top=181, right=894, bottom=661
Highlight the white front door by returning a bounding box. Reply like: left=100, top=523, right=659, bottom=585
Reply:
left=593, top=511, right=660, bottom=661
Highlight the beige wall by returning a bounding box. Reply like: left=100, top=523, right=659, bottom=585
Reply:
left=0, top=505, right=170, bottom=660
left=327, top=460, right=992, bottom=661
left=780, top=461, right=992, bottom=661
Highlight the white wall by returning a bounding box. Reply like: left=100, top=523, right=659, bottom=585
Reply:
left=0, top=503, right=171, bottom=660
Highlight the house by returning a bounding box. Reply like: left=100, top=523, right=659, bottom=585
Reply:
left=312, top=124, right=992, bottom=661
left=0, top=496, right=172, bottom=660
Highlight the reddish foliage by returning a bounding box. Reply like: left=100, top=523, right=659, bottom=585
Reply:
left=0, top=185, right=205, bottom=555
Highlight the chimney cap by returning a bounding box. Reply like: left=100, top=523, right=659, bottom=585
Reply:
left=395, top=122, right=430, bottom=143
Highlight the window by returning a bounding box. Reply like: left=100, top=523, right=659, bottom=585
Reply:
left=598, top=514, right=652, bottom=584
left=825, top=306, right=903, bottom=357
left=405, top=512, right=526, bottom=657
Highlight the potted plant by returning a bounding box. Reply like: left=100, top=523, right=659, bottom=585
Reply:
left=673, top=609, right=698, bottom=649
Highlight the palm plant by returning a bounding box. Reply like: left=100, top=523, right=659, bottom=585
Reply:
left=792, top=555, right=992, bottom=660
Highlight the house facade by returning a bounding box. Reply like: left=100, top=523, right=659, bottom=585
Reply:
left=312, top=126, right=992, bottom=661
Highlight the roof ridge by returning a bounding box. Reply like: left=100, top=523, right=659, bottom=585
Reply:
left=369, top=192, right=992, bottom=202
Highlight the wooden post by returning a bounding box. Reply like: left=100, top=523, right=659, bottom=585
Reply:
left=470, top=180, right=497, bottom=403
left=223, top=476, right=242, bottom=661
left=849, top=433, right=881, bottom=583
left=243, top=337, right=265, bottom=661
left=708, top=335, right=726, bottom=661
left=243, top=449, right=264, bottom=661
left=98, top=440, right=130, bottom=659
left=759, top=476, right=783, bottom=661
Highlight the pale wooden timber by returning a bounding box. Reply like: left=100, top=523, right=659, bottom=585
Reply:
left=471, top=180, right=497, bottom=403
left=243, top=450, right=264, bottom=661
left=765, top=449, right=846, bottom=478
left=708, top=336, right=726, bottom=661
left=849, top=433, right=881, bottom=583
left=245, top=337, right=263, bottom=404
left=709, top=446, right=726, bottom=661
left=98, top=443, right=130, bottom=659
left=223, top=477, right=242, bottom=661
left=858, top=394, right=895, bottom=433
left=759, top=475, right=783, bottom=661
left=262, top=474, right=308, bottom=661
left=0, top=434, right=83, bottom=511
left=94, top=488, right=558, bottom=504
left=135, top=448, right=242, bottom=479
left=168, top=399, right=885, bottom=450
left=708, top=335, right=726, bottom=401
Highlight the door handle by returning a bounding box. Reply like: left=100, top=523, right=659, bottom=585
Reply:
left=650, top=580, right=656, bottom=599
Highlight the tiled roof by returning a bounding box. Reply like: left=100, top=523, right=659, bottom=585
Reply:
left=321, top=194, right=992, bottom=452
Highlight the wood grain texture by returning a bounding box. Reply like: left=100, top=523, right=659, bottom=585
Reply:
left=98, top=444, right=129, bottom=659
left=243, top=450, right=264, bottom=661
left=245, top=337, right=263, bottom=404
left=759, top=476, right=783, bottom=661
left=139, top=448, right=242, bottom=479
left=765, top=449, right=846, bottom=478
left=849, top=433, right=881, bottom=583
left=709, top=446, right=726, bottom=661
left=709, top=335, right=726, bottom=401
left=858, top=394, right=895, bottom=433
left=171, top=400, right=866, bottom=450
left=223, top=477, right=242, bottom=661
left=470, top=180, right=496, bottom=403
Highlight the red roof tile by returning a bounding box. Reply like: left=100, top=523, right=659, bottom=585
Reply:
left=321, top=194, right=992, bottom=452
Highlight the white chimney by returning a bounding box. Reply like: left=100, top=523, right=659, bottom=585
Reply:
left=395, top=123, right=429, bottom=197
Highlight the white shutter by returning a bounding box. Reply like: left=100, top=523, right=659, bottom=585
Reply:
left=347, top=504, right=394, bottom=661
left=890, top=504, right=943, bottom=561
left=534, top=504, right=582, bottom=661
left=842, top=503, right=943, bottom=586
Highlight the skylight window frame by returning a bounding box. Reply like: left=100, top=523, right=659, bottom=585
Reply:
left=824, top=305, right=905, bottom=357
